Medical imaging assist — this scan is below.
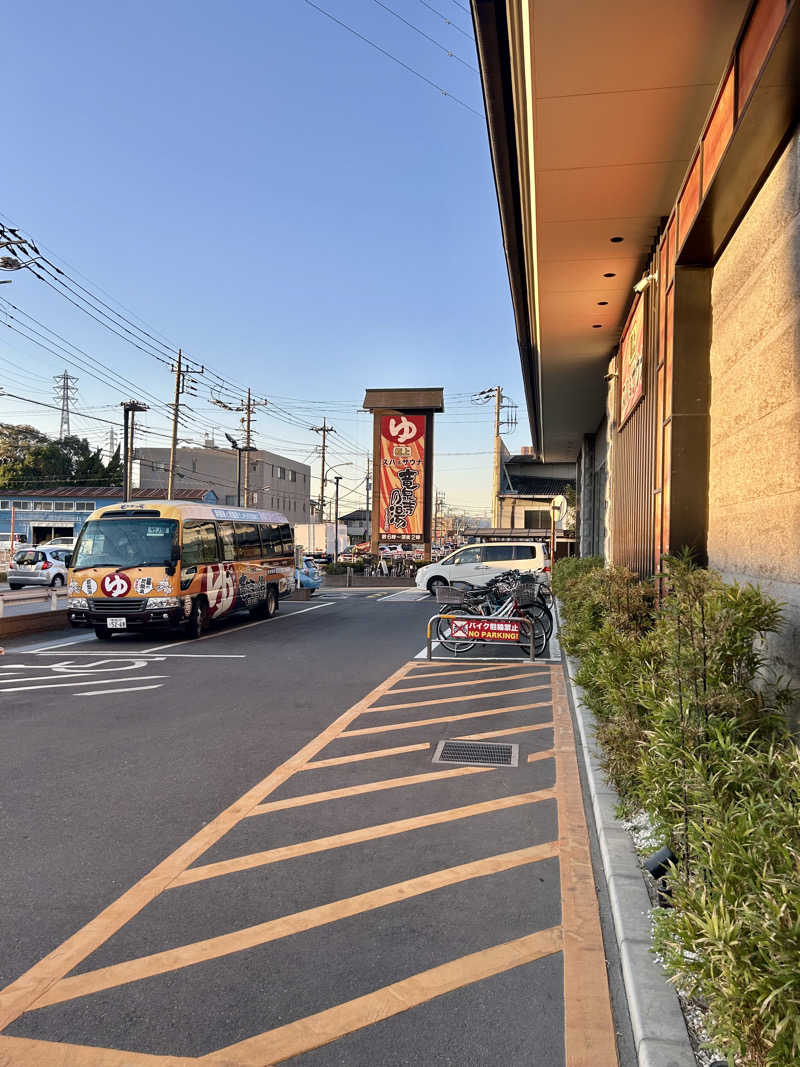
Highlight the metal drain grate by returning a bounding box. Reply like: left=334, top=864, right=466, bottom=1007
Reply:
left=432, top=740, right=519, bottom=767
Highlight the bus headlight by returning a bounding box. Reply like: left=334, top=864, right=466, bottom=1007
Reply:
left=69, top=597, right=88, bottom=609
left=146, top=596, right=180, bottom=609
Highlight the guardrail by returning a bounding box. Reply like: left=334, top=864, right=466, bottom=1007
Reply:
left=0, top=588, right=65, bottom=617
left=426, top=612, right=536, bottom=661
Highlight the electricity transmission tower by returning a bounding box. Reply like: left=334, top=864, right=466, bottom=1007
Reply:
left=53, top=371, right=78, bottom=440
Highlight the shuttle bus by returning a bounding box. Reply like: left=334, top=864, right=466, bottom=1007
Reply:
left=67, top=501, right=295, bottom=639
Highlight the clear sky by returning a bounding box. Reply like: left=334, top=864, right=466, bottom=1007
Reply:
left=1, top=0, right=529, bottom=516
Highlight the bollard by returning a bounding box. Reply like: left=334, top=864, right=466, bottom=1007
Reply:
left=0, top=597, right=4, bottom=618
left=51, top=589, right=58, bottom=611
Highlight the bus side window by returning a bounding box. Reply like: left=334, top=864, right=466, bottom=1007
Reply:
left=260, top=523, right=279, bottom=558
left=234, top=521, right=261, bottom=561
left=280, top=523, right=294, bottom=556
left=182, top=521, right=219, bottom=567
left=218, top=521, right=236, bottom=562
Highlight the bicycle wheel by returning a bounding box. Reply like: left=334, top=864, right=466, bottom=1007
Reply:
left=436, top=611, right=477, bottom=654
left=527, top=601, right=553, bottom=640
left=519, top=614, right=548, bottom=657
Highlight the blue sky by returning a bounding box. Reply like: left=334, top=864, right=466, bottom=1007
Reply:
left=1, top=0, right=527, bottom=515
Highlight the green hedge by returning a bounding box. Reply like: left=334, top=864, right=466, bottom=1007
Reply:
left=554, top=554, right=799, bottom=1067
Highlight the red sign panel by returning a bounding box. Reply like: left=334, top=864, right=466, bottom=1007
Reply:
left=619, top=295, right=646, bottom=427
left=101, top=572, right=131, bottom=597
left=449, top=617, right=522, bottom=642
left=379, top=414, right=426, bottom=542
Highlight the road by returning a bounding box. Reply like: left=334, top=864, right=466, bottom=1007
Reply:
left=0, top=590, right=633, bottom=1065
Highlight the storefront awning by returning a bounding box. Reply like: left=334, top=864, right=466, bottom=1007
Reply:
left=472, top=0, right=750, bottom=460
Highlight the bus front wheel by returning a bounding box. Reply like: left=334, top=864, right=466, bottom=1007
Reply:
left=265, top=586, right=278, bottom=618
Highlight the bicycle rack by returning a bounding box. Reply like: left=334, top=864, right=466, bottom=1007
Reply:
left=426, top=613, right=537, bottom=661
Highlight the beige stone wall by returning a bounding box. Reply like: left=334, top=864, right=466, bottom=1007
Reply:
left=708, top=130, right=800, bottom=694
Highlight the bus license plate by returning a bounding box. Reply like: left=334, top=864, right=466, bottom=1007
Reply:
left=106, top=618, right=127, bottom=630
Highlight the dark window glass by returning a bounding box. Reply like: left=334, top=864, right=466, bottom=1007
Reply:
left=259, top=523, right=278, bottom=557
left=218, top=521, right=236, bottom=561
left=234, top=521, right=262, bottom=561
left=482, top=545, right=513, bottom=562
left=452, top=547, right=481, bottom=565
left=72, top=519, right=178, bottom=569
left=182, top=521, right=219, bottom=567
left=524, top=509, right=549, bottom=529
left=280, top=523, right=294, bottom=555
left=512, top=545, right=537, bottom=560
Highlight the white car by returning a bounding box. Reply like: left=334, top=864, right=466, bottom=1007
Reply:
left=415, top=541, right=549, bottom=595
left=43, top=536, right=77, bottom=550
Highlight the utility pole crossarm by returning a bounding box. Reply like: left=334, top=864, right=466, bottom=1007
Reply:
left=311, top=418, right=336, bottom=521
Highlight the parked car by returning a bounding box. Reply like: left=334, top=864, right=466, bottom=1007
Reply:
left=42, top=536, right=77, bottom=550
left=295, top=557, right=322, bottom=595
left=8, top=547, right=71, bottom=589
left=415, top=541, right=549, bottom=595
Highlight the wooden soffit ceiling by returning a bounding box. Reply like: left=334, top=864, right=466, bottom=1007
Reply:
left=509, top=0, right=751, bottom=459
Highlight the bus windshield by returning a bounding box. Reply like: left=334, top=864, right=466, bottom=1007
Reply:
left=72, top=518, right=179, bottom=571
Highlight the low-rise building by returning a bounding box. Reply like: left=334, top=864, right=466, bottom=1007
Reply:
left=0, top=487, right=218, bottom=545
left=134, top=445, right=311, bottom=523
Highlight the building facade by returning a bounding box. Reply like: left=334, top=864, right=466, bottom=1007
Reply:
left=134, top=446, right=311, bottom=524
left=473, top=0, right=799, bottom=690
left=0, top=487, right=218, bottom=545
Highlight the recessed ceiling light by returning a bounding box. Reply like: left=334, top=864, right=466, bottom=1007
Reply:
left=603, top=272, right=616, bottom=278
left=597, top=300, right=609, bottom=306
left=592, top=324, right=603, bottom=328
left=610, top=236, right=624, bottom=243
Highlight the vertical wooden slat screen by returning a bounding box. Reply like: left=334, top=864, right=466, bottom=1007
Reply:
left=610, top=251, right=659, bottom=576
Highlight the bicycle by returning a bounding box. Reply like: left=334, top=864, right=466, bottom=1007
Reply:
left=434, top=577, right=548, bottom=656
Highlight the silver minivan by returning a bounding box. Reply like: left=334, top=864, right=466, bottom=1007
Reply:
left=8, top=547, right=70, bottom=589
left=415, top=541, right=549, bottom=594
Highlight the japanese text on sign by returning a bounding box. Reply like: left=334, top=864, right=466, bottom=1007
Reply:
left=449, top=618, right=522, bottom=642
left=379, top=413, right=426, bottom=542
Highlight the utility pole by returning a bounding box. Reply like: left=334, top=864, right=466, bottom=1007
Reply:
left=311, top=418, right=335, bottom=522
left=121, top=400, right=148, bottom=502
left=243, top=388, right=252, bottom=506
left=53, top=371, right=78, bottom=440
left=491, top=386, right=502, bottom=529
left=434, top=489, right=445, bottom=547
left=167, top=349, right=204, bottom=498
left=472, top=385, right=518, bottom=529
left=334, top=475, right=342, bottom=565
left=364, top=453, right=371, bottom=525
left=210, top=388, right=267, bottom=506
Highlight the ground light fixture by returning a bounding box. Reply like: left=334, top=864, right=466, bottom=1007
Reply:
left=603, top=272, right=616, bottom=278
left=643, top=846, right=676, bottom=907
left=597, top=300, right=608, bottom=306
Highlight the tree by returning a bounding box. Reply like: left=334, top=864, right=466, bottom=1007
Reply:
left=0, top=423, right=122, bottom=492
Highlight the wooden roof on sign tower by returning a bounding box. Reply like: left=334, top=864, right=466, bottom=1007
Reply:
left=362, top=388, right=444, bottom=413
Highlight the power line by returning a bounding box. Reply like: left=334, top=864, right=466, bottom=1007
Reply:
left=418, top=0, right=474, bottom=40
left=371, top=0, right=478, bottom=72
left=302, top=0, right=482, bottom=117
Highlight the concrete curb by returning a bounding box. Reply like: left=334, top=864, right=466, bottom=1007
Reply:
left=556, top=603, right=696, bottom=1067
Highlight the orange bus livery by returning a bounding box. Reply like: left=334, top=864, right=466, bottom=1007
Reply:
left=67, top=501, right=295, bottom=639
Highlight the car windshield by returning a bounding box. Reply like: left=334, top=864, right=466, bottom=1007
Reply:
left=71, top=518, right=179, bottom=570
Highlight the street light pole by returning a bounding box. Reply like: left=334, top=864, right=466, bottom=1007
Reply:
left=225, top=433, right=255, bottom=507
left=334, top=476, right=342, bottom=565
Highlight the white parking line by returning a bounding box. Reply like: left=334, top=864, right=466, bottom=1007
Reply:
left=0, top=675, right=167, bottom=694
left=30, top=651, right=245, bottom=659
left=13, top=633, right=97, bottom=654
left=141, top=600, right=333, bottom=653
left=83, top=684, right=163, bottom=697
